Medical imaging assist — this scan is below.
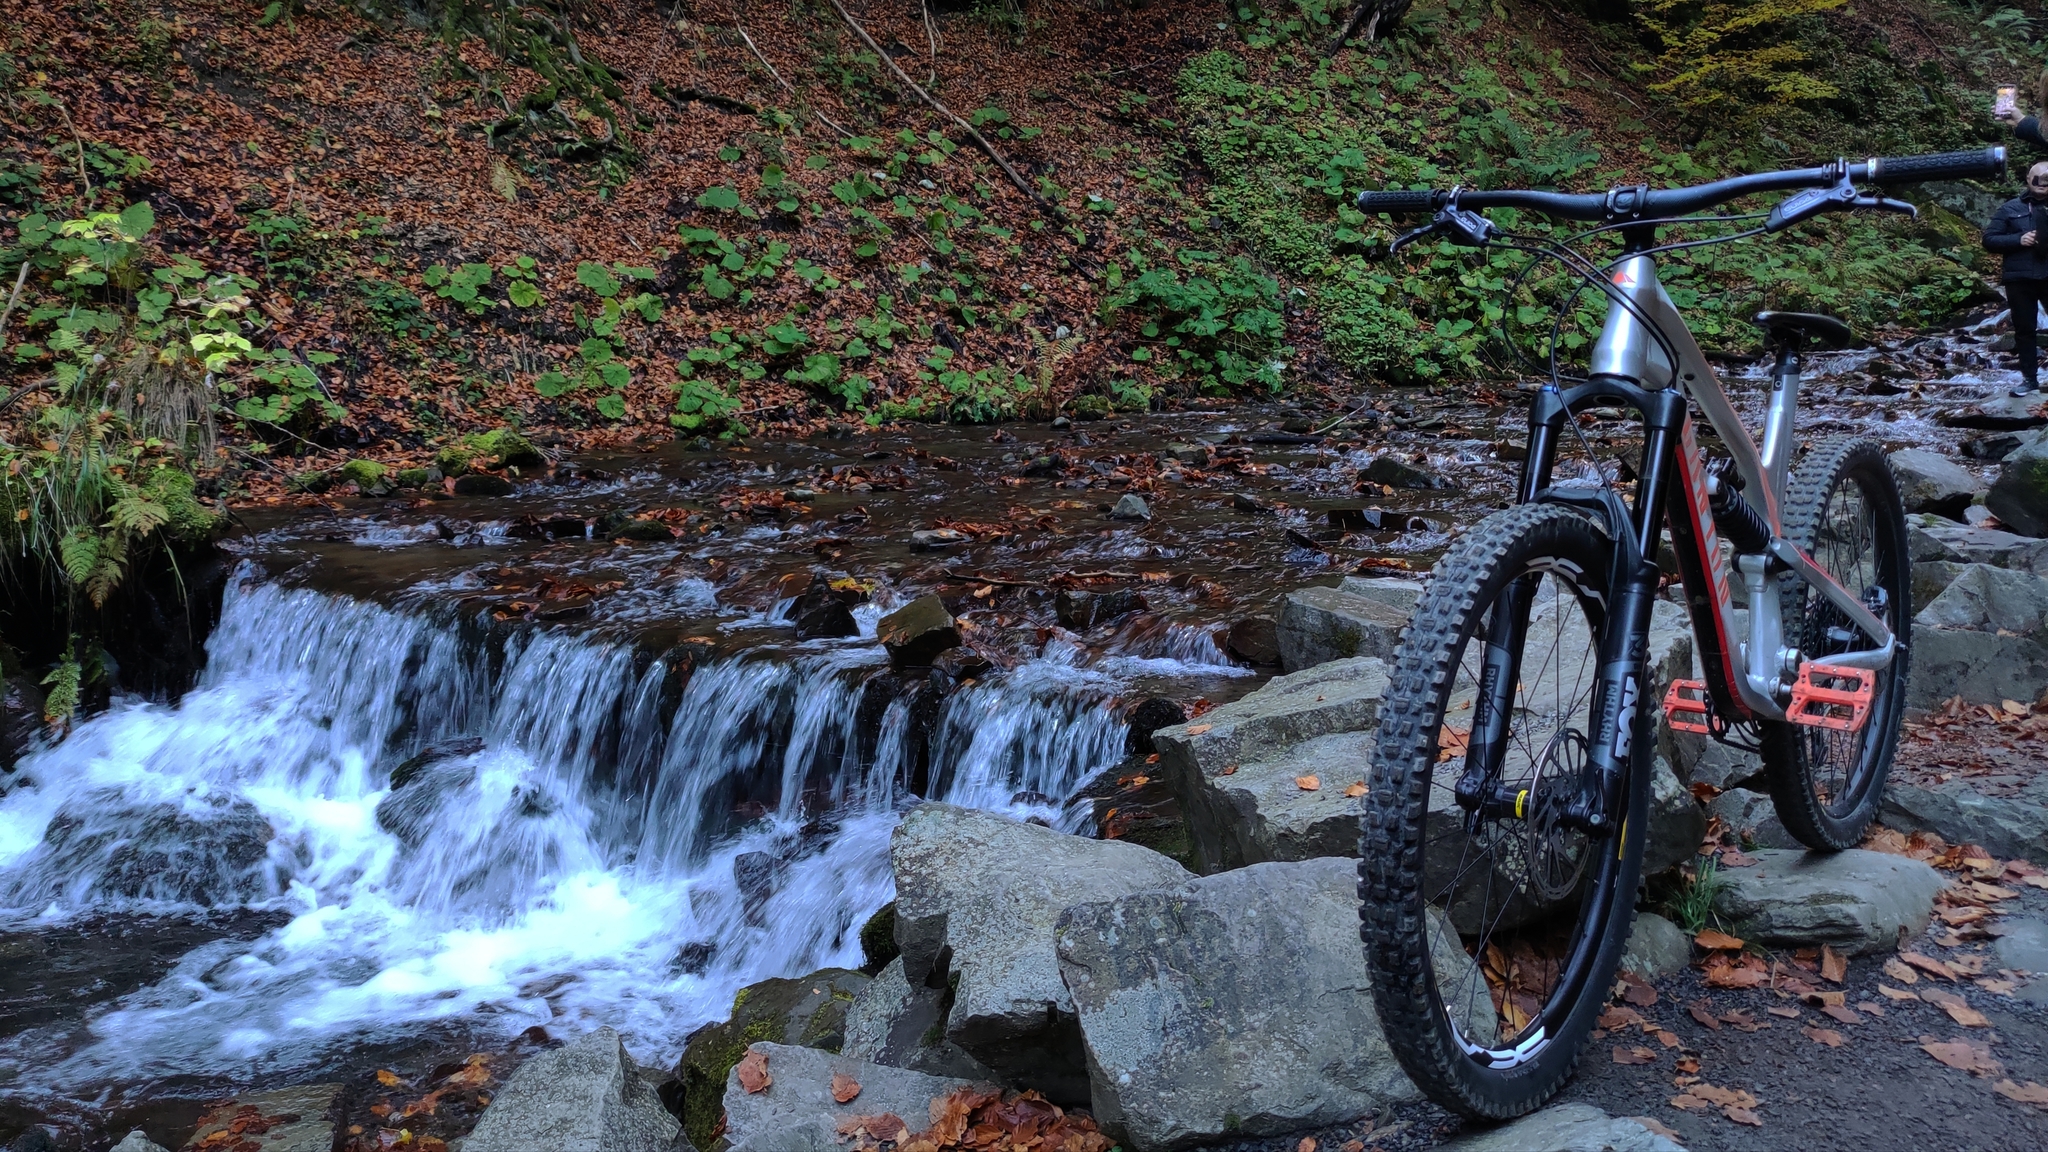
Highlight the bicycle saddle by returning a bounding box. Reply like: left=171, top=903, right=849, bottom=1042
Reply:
left=1753, top=310, right=1854, bottom=350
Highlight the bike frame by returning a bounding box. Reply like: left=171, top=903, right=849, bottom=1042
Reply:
left=1457, top=248, right=1899, bottom=838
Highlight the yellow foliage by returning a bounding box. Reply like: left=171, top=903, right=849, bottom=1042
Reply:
left=1637, top=0, right=1849, bottom=117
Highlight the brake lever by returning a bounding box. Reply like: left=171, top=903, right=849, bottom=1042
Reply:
left=1390, top=206, right=1497, bottom=254
left=1767, top=170, right=1919, bottom=231
left=1852, top=194, right=1917, bottom=219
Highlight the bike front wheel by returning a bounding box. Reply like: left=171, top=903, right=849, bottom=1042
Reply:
left=1359, top=503, right=1648, bottom=1119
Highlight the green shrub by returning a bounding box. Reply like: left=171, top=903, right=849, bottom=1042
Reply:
left=1104, top=254, right=1287, bottom=393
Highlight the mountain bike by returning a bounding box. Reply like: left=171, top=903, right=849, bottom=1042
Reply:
left=1353, top=146, right=2007, bottom=1118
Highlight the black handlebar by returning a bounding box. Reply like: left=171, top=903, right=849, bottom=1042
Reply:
left=1356, top=147, right=2007, bottom=223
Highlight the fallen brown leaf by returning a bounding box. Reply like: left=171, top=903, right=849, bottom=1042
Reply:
left=831, top=1072, right=861, bottom=1104
left=1694, top=929, right=1745, bottom=950
left=1882, top=958, right=1920, bottom=985
left=1185, top=724, right=1212, bottom=735
left=1295, top=775, right=1320, bottom=791
left=1803, top=989, right=1846, bottom=1009
left=1676, top=1056, right=1701, bottom=1074
left=1878, top=983, right=1919, bottom=1002
left=1613, top=1045, right=1657, bottom=1065
left=1620, top=972, right=1659, bottom=1007
left=375, top=1069, right=404, bottom=1088
left=1820, top=945, right=1847, bottom=984
left=1725, top=1106, right=1764, bottom=1127
left=1922, top=1039, right=2002, bottom=1077
left=1653, top=1028, right=1681, bottom=1049
left=1688, top=1084, right=1759, bottom=1109
left=1766, top=1005, right=1802, bottom=1019
left=1668, top=1093, right=1711, bottom=1111
left=1689, top=1003, right=1722, bottom=1030
left=1821, top=1004, right=1862, bottom=1025
left=1900, top=951, right=1958, bottom=981
left=1995, top=1080, right=2048, bottom=1105
left=1801, top=1025, right=1844, bottom=1047
left=1599, top=1005, right=1645, bottom=1029
left=736, top=1048, right=772, bottom=1095
left=1344, top=781, right=1368, bottom=798
left=1341, top=1142, right=1365, bottom=1152
left=1297, top=1139, right=1316, bottom=1152
left=1632, top=1116, right=1682, bottom=1139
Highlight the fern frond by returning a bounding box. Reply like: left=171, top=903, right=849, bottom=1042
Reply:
left=58, top=529, right=100, bottom=586
left=109, top=493, right=169, bottom=536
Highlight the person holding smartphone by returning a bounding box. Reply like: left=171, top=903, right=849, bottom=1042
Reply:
left=1993, top=70, right=2048, bottom=151
left=1984, top=160, right=2048, bottom=395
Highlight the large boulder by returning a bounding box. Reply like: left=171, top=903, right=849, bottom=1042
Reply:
left=1711, top=848, right=1945, bottom=955
left=673, top=969, right=869, bottom=1148
left=1275, top=582, right=1410, bottom=672
left=1881, top=778, right=2048, bottom=863
left=1643, top=755, right=1707, bottom=876
left=1889, top=448, right=1981, bottom=519
left=1987, top=432, right=2048, bottom=537
left=1435, top=1103, right=1685, bottom=1152
left=1908, top=563, right=2048, bottom=708
left=1151, top=658, right=1391, bottom=873
left=180, top=1084, right=340, bottom=1152
left=889, top=804, right=1193, bottom=1102
left=3, top=791, right=280, bottom=909
left=1055, top=858, right=1483, bottom=1151
left=876, top=595, right=961, bottom=668
left=1906, top=515, right=2048, bottom=570
left=1705, top=787, right=1800, bottom=850
left=719, top=1042, right=989, bottom=1152
left=463, top=1028, right=679, bottom=1152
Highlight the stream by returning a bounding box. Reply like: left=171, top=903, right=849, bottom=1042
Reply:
left=0, top=324, right=2034, bottom=1147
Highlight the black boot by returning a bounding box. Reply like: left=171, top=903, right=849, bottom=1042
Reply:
left=2015, top=379, right=2041, bottom=397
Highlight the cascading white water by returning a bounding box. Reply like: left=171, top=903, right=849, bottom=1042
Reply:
left=0, top=570, right=1131, bottom=1097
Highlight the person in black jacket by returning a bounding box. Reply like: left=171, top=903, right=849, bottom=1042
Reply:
left=1985, top=161, right=2048, bottom=396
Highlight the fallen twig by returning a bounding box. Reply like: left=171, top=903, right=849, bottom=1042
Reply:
left=921, top=0, right=940, bottom=86
left=0, top=260, right=31, bottom=346
left=652, top=82, right=757, bottom=116
left=823, top=0, right=1046, bottom=207
left=733, top=23, right=793, bottom=93
left=0, top=378, right=54, bottom=419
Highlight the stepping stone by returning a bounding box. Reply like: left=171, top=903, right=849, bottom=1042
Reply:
left=720, top=1042, right=990, bottom=1152
left=1711, top=848, right=1944, bottom=955
left=1437, top=1103, right=1686, bottom=1151
left=1881, top=778, right=2048, bottom=863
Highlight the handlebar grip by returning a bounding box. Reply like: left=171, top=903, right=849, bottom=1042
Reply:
left=1356, top=189, right=1441, bottom=215
left=1867, top=147, right=2007, bottom=186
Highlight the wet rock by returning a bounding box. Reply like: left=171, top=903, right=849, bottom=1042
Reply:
left=1276, top=582, right=1409, bottom=672
left=1964, top=433, right=2025, bottom=462
left=674, top=970, right=870, bottom=1148
left=1914, top=559, right=1970, bottom=607
left=1057, top=859, right=1485, bottom=1150
left=8, top=1129, right=55, bottom=1152
left=1621, top=912, right=1692, bottom=981
left=8, top=791, right=280, bottom=908
left=1224, top=615, right=1281, bottom=664
left=453, top=473, right=514, bottom=497
left=1889, top=448, right=1981, bottom=519
left=610, top=518, right=673, bottom=542
left=388, top=736, right=485, bottom=791
left=1939, top=393, right=2048, bottom=431
left=1165, top=443, right=1208, bottom=465
left=1109, top=493, right=1151, bottom=520
left=1881, top=777, right=2048, bottom=863
left=1361, top=454, right=1455, bottom=490
left=1906, top=514, right=2048, bottom=570
left=1151, top=658, right=1389, bottom=873
left=733, top=851, right=788, bottom=924
left=1435, top=1103, right=1684, bottom=1152
left=910, top=527, right=971, bottom=550
left=889, top=802, right=1193, bottom=1102
left=1705, top=787, right=1799, bottom=850
left=1644, top=755, right=1707, bottom=876
left=929, top=646, right=992, bottom=684
left=466, top=1028, right=678, bottom=1152
left=375, top=756, right=478, bottom=843
left=111, top=1134, right=169, bottom=1152
left=791, top=583, right=859, bottom=639
left=1, top=670, right=43, bottom=773
left=720, top=1042, right=991, bottom=1152
left=877, top=595, right=961, bottom=669
left=181, top=1083, right=341, bottom=1152
left=1231, top=492, right=1270, bottom=515
left=1338, top=574, right=1425, bottom=613
left=1669, top=736, right=1764, bottom=791
left=1122, top=697, right=1186, bottom=756
left=1710, top=848, right=1944, bottom=955
left=1908, top=563, right=2048, bottom=708
left=840, top=956, right=999, bottom=1082
left=1988, top=432, right=2048, bottom=536
left=1055, top=588, right=1147, bottom=630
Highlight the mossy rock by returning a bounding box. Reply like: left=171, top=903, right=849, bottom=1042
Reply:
left=437, top=428, right=543, bottom=474
left=338, top=460, right=391, bottom=495
left=674, top=967, right=870, bottom=1149
left=611, top=518, right=673, bottom=542
left=1071, top=395, right=1111, bottom=420
left=139, top=467, right=224, bottom=543
left=393, top=467, right=436, bottom=490
left=288, top=470, right=334, bottom=494
left=859, top=902, right=898, bottom=975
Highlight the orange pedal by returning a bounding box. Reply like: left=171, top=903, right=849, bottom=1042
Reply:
left=1663, top=679, right=1711, bottom=735
left=1787, top=662, right=1876, bottom=732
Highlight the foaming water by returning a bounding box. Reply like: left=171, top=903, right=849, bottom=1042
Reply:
left=0, top=571, right=1126, bottom=1097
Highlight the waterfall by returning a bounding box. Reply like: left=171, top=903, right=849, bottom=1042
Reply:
left=0, top=568, right=1129, bottom=1096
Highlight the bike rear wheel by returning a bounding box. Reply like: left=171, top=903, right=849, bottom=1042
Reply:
left=1762, top=436, right=1911, bottom=850
left=1360, top=503, right=1648, bottom=1119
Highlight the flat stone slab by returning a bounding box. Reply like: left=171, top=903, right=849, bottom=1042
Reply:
left=890, top=803, right=1192, bottom=1100
left=1890, top=448, right=1982, bottom=518
left=1056, top=858, right=1483, bottom=1151
left=1711, top=848, right=1945, bottom=955
left=1436, top=1103, right=1686, bottom=1151
left=182, top=1084, right=340, bottom=1152
left=1881, top=778, right=2048, bottom=863
left=721, top=1042, right=989, bottom=1152
left=1152, top=657, right=1390, bottom=873
left=1906, top=517, right=2048, bottom=571
left=464, top=1028, right=678, bottom=1152
left=1276, top=581, right=1412, bottom=673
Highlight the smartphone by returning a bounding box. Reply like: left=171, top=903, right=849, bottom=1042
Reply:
left=1997, top=85, right=2019, bottom=117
